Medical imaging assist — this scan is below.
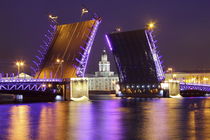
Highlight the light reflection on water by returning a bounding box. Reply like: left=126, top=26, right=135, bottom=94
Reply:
left=1, top=98, right=210, bottom=140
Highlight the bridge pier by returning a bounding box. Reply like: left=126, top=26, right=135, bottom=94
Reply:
left=63, top=78, right=89, bottom=101
left=168, top=81, right=180, bottom=96
left=161, top=81, right=180, bottom=97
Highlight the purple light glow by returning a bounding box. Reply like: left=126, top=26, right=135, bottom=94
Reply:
left=32, top=60, right=39, bottom=67
left=40, top=46, right=47, bottom=52
left=145, top=30, right=164, bottom=81
left=38, top=50, right=44, bottom=57
left=31, top=67, right=37, bottom=73
left=180, top=83, right=210, bottom=92
left=0, top=78, right=62, bottom=83
left=76, top=20, right=101, bottom=77
left=80, top=46, right=85, bottom=51
left=0, top=83, right=47, bottom=92
left=31, top=17, right=57, bottom=76
left=105, top=35, right=113, bottom=51
left=35, top=56, right=42, bottom=62
left=0, top=78, right=64, bottom=92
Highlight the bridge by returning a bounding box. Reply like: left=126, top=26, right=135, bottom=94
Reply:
left=105, top=26, right=210, bottom=97
left=180, top=83, right=210, bottom=92
left=0, top=15, right=101, bottom=101
left=105, top=27, right=164, bottom=97
left=161, top=81, right=210, bottom=97
left=0, top=77, right=89, bottom=101
left=0, top=78, right=62, bottom=93
left=1, top=15, right=210, bottom=99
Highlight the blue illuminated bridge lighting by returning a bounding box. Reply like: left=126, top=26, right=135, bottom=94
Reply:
left=0, top=78, right=63, bottom=83
left=0, top=78, right=64, bottom=93
left=180, top=82, right=210, bottom=92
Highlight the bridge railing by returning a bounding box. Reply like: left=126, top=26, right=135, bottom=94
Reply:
left=180, top=82, right=210, bottom=92
left=0, top=78, right=63, bottom=83
left=0, top=78, right=64, bottom=93
left=0, top=84, right=47, bottom=92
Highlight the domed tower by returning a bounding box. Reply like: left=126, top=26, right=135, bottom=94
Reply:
left=99, top=50, right=110, bottom=72
left=95, top=50, right=114, bottom=77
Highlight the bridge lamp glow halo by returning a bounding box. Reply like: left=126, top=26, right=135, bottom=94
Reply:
left=56, top=58, right=64, bottom=63
left=16, top=61, right=25, bottom=66
left=105, top=35, right=113, bottom=51
left=16, top=60, right=25, bottom=77
left=56, top=59, right=60, bottom=63
left=82, top=8, right=88, bottom=15
left=147, top=22, right=156, bottom=30
left=167, top=67, right=173, bottom=72
left=48, top=14, right=58, bottom=20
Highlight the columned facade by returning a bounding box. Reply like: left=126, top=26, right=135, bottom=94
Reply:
left=88, top=50, right=119, bottom=91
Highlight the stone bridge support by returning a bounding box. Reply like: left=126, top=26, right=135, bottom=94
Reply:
left=63, top=78, right=89, bottom=101
left=168, top=81, right=180, bottom=96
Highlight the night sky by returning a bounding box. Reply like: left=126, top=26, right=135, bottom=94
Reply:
left=1, top=0, right=210, bottom=75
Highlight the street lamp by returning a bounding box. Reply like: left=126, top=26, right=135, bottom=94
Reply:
left=147, top=22, right=155, bottom=30
left=56, top=58, right=64, bottom=78
left=56, top=58, right=64, bottom=63
left=81, top=8, right=88, bottom=16
left=80, top=7, right=89, bottom=19
left=167, top=68, right=173, bottom=73
left=49, top=14, right=58, bottom=21
left=16, top=61, right=25, bottom=78
left=167, top=67, right=173, bottom=80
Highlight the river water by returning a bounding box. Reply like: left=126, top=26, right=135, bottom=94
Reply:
left=1, top=97, right=210, bottom=140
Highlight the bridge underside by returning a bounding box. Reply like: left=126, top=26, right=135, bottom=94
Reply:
left=106, top=29, right=164, bottom=95
left=35, top=18, right=101, bottom=79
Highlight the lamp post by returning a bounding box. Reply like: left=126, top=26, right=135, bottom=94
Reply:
left=56, top=58, right=64, bottom=78
left=81, top=8, right=88, bottom=18
left=167, top=67, right=173, bottom=81
left=16, top=61, right=24, bottom=78
left=49, top=14, right=58, bottom=21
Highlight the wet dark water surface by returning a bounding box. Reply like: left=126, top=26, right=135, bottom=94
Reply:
left=1, top=98, right=210, bottom=140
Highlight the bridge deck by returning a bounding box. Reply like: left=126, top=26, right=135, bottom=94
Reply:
left=0, top=78, right=63, bottom=83
left=180, top=82, right=210, bottom=92
left=0, top=78, right=63, bottom=93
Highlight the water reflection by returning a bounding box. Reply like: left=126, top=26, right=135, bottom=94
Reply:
left=8, top=105, right=30, bottom=140
left=67, top=101, right=123, bottom=140
left=180, top=98, right=210, bottom=140
left=38, top=105, right=54, bottom=140
left=0, top=98, right=210, bottom=139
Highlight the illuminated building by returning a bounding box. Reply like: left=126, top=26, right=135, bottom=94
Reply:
left=0, top=73, right=32, bottom=79
left=87, top=50, right=119, bottom=91
left=95, top=50, right=114, bottom=77
left=165, top=70, right=210, bottom=84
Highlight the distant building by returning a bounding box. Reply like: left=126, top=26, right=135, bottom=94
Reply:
left=87, top=50, right=119, bottom=91
left=0, top=73, right=32, bottom=79
left=165, top=70, right=210, bottom=85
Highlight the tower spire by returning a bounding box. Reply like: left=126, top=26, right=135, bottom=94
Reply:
left=95, top=49, right=114, bottom=77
